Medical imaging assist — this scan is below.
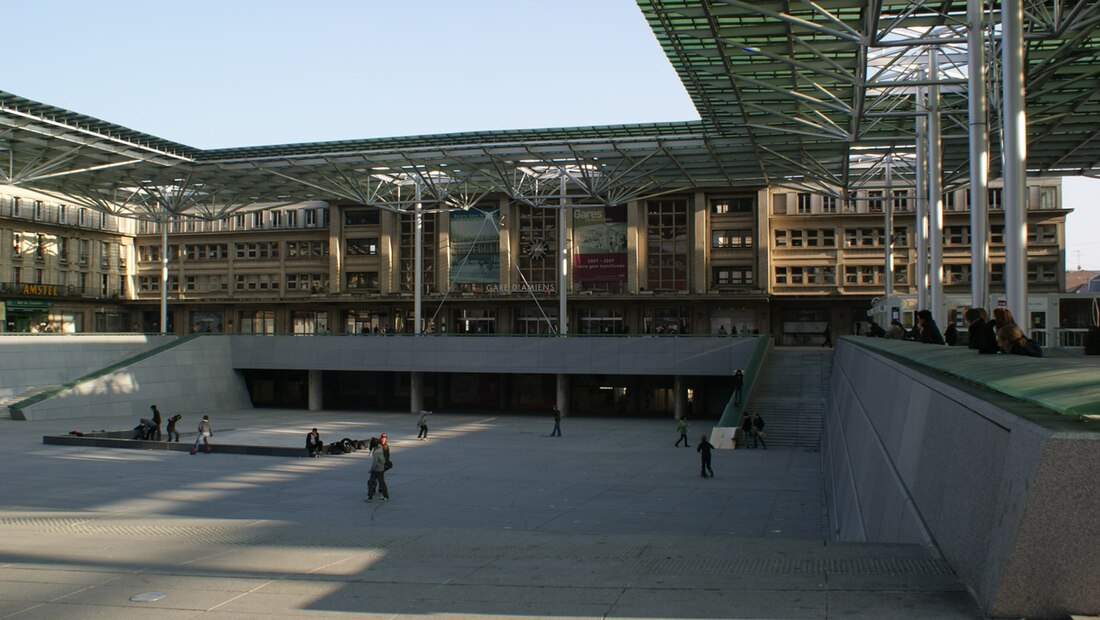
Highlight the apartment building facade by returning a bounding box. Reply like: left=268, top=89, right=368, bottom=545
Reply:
left=0, top=178, right=1069, bottom=343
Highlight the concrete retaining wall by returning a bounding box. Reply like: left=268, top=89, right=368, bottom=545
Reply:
left=13, top=336, right=250, bottom=421
left=229, top=334, right=762, bottom=376
left=824, top=340, right=1100, bottom=617
left=0, top=334, right=174, bottom=398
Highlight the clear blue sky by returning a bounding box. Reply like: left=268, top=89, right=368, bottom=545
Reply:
left=5, top=0, right=1097, bottom=269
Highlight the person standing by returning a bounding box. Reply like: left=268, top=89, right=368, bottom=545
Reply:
left=751, top=411, right=767, bottom=450
left=379, top=433, right=392, bottom=471
left=822, top=325, right=833, bottom=348
left=166, top=414, right=182, bottom=442
left=191, top=415, right=213, bottom=454
left=550, top=406, right=562, bottom=437
left=306, top=428, right=323, bottom=457
left=416, top=409, right=430, bottom=440
left=150, top=405, right=163, bottom=441
left=674, top=417, right=689, bottom=447
left=739, top=412, right=753, bottom=449
left=697, top=435, right=715, bottom=478
left=731, top=369, right=744, bottom=405
left=364, top=437, right=389, bottom=501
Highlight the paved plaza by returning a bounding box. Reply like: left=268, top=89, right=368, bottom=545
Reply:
left=0, top=409, right=984, bottom=619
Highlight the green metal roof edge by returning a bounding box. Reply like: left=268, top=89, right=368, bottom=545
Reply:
left=0, top=90, right=201, bottom=159
left=7, top=334, right=203, bottom=412
left=196, top=121, right=711, bottom=161
left=845, top=336, right=1100, bottom=418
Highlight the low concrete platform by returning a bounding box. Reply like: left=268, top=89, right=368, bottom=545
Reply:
left=0, top=409, right=986, bottom=619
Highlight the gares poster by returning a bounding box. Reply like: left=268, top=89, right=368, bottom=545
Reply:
left=573, top=206, right=627, bottom=281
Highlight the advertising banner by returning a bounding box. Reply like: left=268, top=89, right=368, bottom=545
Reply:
left=573, top=206, right=627, bottom=281
left=449, top=209, right=500, bottom=284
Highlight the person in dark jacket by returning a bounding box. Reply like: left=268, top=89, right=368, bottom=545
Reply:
left=306, top=428, right=323, bottom=457
left=738, top=412, right=753, bottom=449
left=166, top=414, right=182, bottom=442
left=944, top=323, right=959, bottom=346
left=697, top=435, right=715, bottom=478
left=751, top=411, right=767, bottom=450
left=150, top=405, right=162, bottom=441
left=822, top=325, right=833, bottom=348
left=998, top=324, right=1044, bottom=357
left=731, top=369, right=744, bottom=405
left=964, top=308, right=999, bottom=354
left=915, top=310, right=945, bottom=345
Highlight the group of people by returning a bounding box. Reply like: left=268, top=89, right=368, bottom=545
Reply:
left=965, top=307, right=1043, bottom=357
left=135, top=405, right=201, bottom=450
left=863, top=306, right=1042, bottom=357
left=674, top=408, right=766, bottom=479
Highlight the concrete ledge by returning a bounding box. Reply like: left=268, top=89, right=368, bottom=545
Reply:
left=43, top=434, right=316, bottom=458
left=825, top=339, right=1100, bottom=618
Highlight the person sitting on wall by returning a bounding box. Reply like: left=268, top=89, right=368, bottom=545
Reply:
left=964, top=308, right=1000, bottom=354
left=306, top=428, right=324, bottom=457
left=997, top=324, right=1044, bottom=358
left=884, top=320, right=906, bottom=340
left=915, top=310, right=945, bottom=345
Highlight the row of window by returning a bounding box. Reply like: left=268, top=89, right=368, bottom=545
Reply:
left=0, top=195, right=120, bottom=231
left=8, top=232, right=123, bottom=269
left=772, top=262, right=1060, bottom=287
left=779, top=187, right=1059, bottom=215
left=137, top=272, right=332, bottom=293
left=135, top=207, right=327, bottom=235
left=137, top=240, right=333, bottom=262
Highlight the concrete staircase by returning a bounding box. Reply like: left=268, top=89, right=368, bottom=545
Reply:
left=1, top=386, right=60, bottom=419
left=747, top=347, right=833, bottom=450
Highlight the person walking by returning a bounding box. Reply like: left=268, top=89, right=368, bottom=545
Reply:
left=165, top=414, right=182, bottom=442
left=550, top=406, right=562, bottom=437
left=150, top=405, right=163, bottom=441
left=416, top=409, right=430, bottom=440
left=751, top=411, right=767, bottom=450
left=739, top=412, right=753, bottom=449
left=674, top=417, right=689, bottom=447
left=364, top=437, right=390, bottom=501
left=731, top=369, right=744, bottom=405
left=190, top=415, right=213, bottom=454
left=306, top=428, right=323, bottom=457
left=697, top=434, right=715, bottom=478
left=822, top=325, right=833, bottom=348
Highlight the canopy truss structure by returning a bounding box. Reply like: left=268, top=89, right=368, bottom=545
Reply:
left=2, top=0, right=1100, bottom=219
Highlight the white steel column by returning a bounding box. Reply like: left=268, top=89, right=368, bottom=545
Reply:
left=968, top=0, right=991, bottom=309
left=558, top=176, right=568, bottom=336
left=160, top=212, right=169, bottom=335
left=928, top=48, right=945, bottom=325
left=884, top=156, right=894, bottom=298
left=414, top=180, right=423, bottom=335
left=1002, top=0, right=1029, bottom=317
left=914, top=80, right=929, bottom=311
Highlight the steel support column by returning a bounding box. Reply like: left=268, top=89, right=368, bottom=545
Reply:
left=414, top=180, right=423, bottom=335
left=928, top=49, right=945, bottom=325
left=915, top=81, right=929, bottom=311
left=159, top=211, right=169, bottom=335
left=1002, top=0, right=1029, bottom=318
left=558, top=176, right=568, bottom=336
left=968, top=0, right=991, bottom=310
left=884, top=156, right=894, bottom=299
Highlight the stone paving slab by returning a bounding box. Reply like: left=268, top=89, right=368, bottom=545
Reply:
left=0, top=408, right=986, bottom=619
